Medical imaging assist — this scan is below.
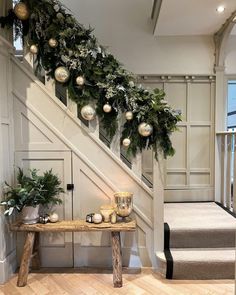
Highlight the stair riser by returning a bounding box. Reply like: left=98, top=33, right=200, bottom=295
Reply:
left=169, top=230, right=235, bottom=248
left=173, top=262, right=235, bottom=280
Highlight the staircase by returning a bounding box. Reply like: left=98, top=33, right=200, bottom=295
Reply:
left=157, top=202, right=236, bottom=279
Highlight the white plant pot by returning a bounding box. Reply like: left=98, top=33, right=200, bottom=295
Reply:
left=21, top=205, right=40, bottom=224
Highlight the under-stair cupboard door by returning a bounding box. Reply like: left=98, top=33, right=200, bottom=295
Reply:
left=15, top=151, right=73, bottom=267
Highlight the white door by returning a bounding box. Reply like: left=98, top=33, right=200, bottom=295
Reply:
left=15, top=151, right=73, bottom=267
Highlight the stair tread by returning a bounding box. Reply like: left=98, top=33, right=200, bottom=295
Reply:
left=157, top=248, right=235, bottom=262
left=165, top=202, right=236, bottom=230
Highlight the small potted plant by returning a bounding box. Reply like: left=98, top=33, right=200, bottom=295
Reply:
left=0, top=168, right=64, bottom=224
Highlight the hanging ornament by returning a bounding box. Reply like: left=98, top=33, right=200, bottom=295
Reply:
left=122, top=138, right=131, bottom=147
left=76, top=76, right=85, bottom=86
left=81, top=105, right=96, bottom=121
left=29, top=44, right=38, bottom=54
left=48, top=38, right=58, bottom=48
left=14, top=2, right=30, bottom=20
left=138, top=123, right=153, bottom=137
left=103, top=103, right=112, bottom=113
left=125, top=111, right=133, bottom=121
left=54, top=66, right=70, bottom=83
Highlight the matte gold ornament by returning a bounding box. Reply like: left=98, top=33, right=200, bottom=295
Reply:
left=29, top=44, right=38, bottom=54
left=103, top=103, right=112, bottom=113
left=138, top=122, right=153, bottom=137
left=76, top=76, right=85, bottom=86
left=125, top=111, right=133, bottom=121
left=122, top=138, right=131, bottom=147
left=54, top=66, right=70, bottom=83
left=48, top=38, right=58, bottom=48
left=81, top=105, right=96, bottom=121
left=14, top=2, right=30, bottom=20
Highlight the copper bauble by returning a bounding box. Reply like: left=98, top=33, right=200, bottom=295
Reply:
left=54, top=67, right=70, bottom=83
left=81, top=105, right=96, bottom=121
left=122, top=138, right=131, bottom=147
left=48, top=38, right=58, bottom=48
left=138, top=123, right=153, bottom=137
left=103, top=103, right=112, bottom=113
left=76, top=76, right=85, bottom=86
left=14, top=2, right=30, bottom=20
left=125, top=111, right=133, bottom=121
left=29, top=44, right=38, bottom=54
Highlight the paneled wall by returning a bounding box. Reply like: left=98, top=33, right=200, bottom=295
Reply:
left=141, top=76, right=215, bottom=202
left=0, top=36, right=16, bottom=283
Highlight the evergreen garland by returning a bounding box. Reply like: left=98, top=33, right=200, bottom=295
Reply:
left=0, top=0, right=181, bottom=159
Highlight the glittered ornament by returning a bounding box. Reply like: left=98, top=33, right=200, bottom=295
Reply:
left=49, top=212, right=59, bottom=223
left=81, top=105, right=96, bottom=121
left=54, top=66, right=70, bottom=83
left=48, top=38, right=58, bottom=48
left=123, top=138, right=131, bottom=147
left=138, top=123, right=153, bottom=137
left=14, top=2, right=30, bottom=20
left=103, top=103, right=112, bottom=113
left=76, top=76, right=85, bottom=86
left=29, top=44, right=38, bottom=54
left=125, top=111, right=133, bottom=121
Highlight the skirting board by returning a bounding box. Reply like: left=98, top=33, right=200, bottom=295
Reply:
left=0, top=249, right=17, bottom=284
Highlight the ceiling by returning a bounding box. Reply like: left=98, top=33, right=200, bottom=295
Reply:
left=155, top=0, right=236, bottom=36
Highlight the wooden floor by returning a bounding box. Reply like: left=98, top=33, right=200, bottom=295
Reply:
left=0, top=269, right=234, bottom=295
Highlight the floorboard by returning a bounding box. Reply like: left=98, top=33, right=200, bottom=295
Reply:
left=0, top=269, right=234, bottom=295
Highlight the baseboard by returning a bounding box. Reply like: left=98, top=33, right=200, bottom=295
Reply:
left=0, top=249, right=17, bottom=284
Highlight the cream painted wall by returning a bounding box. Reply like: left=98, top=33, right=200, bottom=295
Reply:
left=225, top=35, right=236, bottom=75
left=62, top=0, right=215, bottom=75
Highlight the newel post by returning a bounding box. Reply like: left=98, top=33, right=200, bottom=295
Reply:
left=152, top=152, right=164, bottom=255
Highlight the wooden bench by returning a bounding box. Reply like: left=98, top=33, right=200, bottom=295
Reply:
left=10, top=220, right=136, bottom=288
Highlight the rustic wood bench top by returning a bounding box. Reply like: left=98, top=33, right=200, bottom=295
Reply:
left=11, top=219, right=136, bottom=288
left=10, top=219, right=136, bottom=232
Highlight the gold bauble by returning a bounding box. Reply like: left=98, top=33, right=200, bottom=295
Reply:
left=54, top=66, right=70, bottom=83
left=29, top=44, right=38, bottom=54
left=14, top=2, right=30, bottom=20
left=138, top=122, right=153, bottom=137
left=125, top=111, right=133, bottom=121
left=48, top=38, right=58, bottom=48
left=122, top=138, right=131, bottom=147
left=76, top=76, right=85, bottom=86
left=81, top=105, right=96, bottom=121
left=103, top=103, right=112, bottom=113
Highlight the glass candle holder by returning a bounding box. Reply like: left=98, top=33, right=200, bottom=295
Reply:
left=114, top=192, right=133, bottom=220
left=100, top=205, right=115, bottom=222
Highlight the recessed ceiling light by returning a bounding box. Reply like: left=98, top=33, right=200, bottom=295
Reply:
left=216, top=5, right=225, bottom=13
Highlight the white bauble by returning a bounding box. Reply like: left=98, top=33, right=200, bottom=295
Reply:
left=122, top=138, right=131, bottom=147
left=30, top=44, right=38, bottom=54
left=125, top=111, right=133, bottom=121
left=93, top=213, right=103, bottom=224
left=103, top=103, right=112, bottom=113
left=49, top=212, right=59, bottom=223
left=129, top=81, right=135, bottom=88
left=81, top=105, right=96, bottom=121
left=48, top=38, right=58, bottom=48
left=76, top=76, right=85, bottom=86
left=54, top=66, right=70, bottom=83
left=138, top=122, right=153, bottom=137
left=14, top=2, right=30, bottom=20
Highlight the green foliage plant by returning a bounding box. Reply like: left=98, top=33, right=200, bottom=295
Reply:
left=0, top=168, right=63, bottom=216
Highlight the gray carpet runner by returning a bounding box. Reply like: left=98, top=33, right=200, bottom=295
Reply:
left=156, top=202, right=236, bottom=279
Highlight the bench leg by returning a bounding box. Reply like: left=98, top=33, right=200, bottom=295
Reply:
left=32, top=232, right=40, bottom=270
left=111, top=231, right=122, bottom=288
left=17, top=232, right=35, bottom=287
